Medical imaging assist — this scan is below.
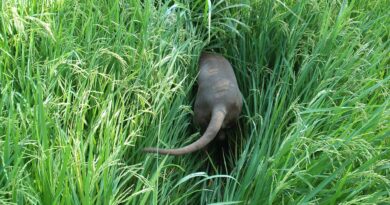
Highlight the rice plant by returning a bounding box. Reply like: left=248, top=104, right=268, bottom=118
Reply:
left=0, top=0, right=389, bottom=204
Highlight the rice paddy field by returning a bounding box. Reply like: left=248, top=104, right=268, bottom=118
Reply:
left=0, top=0, right=389, bottom=204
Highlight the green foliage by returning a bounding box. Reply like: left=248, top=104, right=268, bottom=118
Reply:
left=0, top=0, right=389, bottom=204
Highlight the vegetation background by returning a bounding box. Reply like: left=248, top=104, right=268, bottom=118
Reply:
left=0, top=0, right=389, bottom=204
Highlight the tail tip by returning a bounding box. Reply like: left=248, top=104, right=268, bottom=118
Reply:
left=143, top=147, right=155, bottom=153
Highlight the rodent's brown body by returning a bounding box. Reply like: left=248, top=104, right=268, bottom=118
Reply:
left=143, top=53, right=242, bottom=155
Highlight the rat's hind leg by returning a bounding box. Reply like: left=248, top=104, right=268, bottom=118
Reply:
left=217, top=130, right=226, bottom=141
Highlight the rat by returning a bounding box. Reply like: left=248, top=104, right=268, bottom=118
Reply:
left=143, top=53, right=242, bottom=155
